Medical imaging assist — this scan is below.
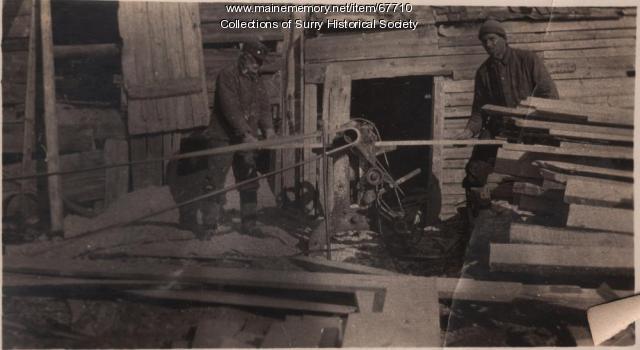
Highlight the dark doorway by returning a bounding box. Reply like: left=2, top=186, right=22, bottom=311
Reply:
left=351, top=75, right=434, bottom=190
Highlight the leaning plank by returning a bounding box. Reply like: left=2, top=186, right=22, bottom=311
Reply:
left=125, top=289, right=357, bottom=314
left=510, top=223, right=633, bottom=247
left=564, top=178, right=632, bottom=207
left=502, top=143, right=632, bottom=160
left=533, top=160, right=633, bottom=180
left=490, top=243, right=633, bottom=275
left=566, top=204, right=633, bottom=234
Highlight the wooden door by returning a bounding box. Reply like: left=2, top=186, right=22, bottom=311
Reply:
left=118, top=1, right=209, bottom=135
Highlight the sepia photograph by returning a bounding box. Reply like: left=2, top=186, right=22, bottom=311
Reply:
left=1, top=0, right=637, bottom=348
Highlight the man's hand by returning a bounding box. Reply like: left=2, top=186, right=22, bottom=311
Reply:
left=264, top=128, right=276, bottom=140
left=454, top=128, right=474, bottom=140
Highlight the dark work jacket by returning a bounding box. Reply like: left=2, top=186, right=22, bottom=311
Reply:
left=467, top=46, right=559, bottom=135
left=208, top=62, right=273, bottom=143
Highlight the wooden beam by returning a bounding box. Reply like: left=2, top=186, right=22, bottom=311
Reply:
left=490, top=243, right=633, bottom=275
left=564, top=178, right=632, bottom=207
left=40, top=0, right=64, bottom=233
left=510, top=223, right=633, bottom=247
left=566, top=204, right=633, bottom=234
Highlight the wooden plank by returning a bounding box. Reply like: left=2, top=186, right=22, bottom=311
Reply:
left=490, top=243, right=633, bottom=274
left=514, top=119, right=632, bottom=137
left=432, top=77, right=445, bottom=203
left=510, top=223, right=633, bottom=247
left=533, top=160, right=633, bottom=180
left=439, top=28, right=636, bottom=47
left=555, top=77, right=635, bottom=101
left=444, top=106, right=471, bottom=119
left=355, top=291, right=376, bottom=313
left=567, top=204, right=633, bottom=233
left=5, top=255, right=438, bottom=296
left=126, top=289, right=357, bottom=314
left=343, top=312, right=440, bottom=347
left=436, top=277, right=522, bottom=303
left=502, top=143, right=632, bottom=160
left=40, top=0, right=63, bottom=232
left=119, top=1, right=149, bottom=135
left=542, top=46, right=636, bottom=59
left=442, top=146, right=473, bottom=159
left=493, top=148, right=541, bottom=179
left=445, top=92, right=473, bottom=107
left=305, top=26, right=438, bottom=62
left=160, top=3, right=188, bottom=131
left=520, top=96, right=634, bottom=127
left=104, top=139, right=129, bottom=206
left=564, top=177, right=632, bottom=208
left=438, top=17, right=637, bottom=37
left=181, top=3, right=209, bottom=128
left=441, top=169, right=465, bottom=184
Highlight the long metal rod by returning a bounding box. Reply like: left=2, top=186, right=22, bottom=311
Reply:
left=3, top=132, right=322, bottom=182
left=33, top=139, right=360, bottom=254
left=375, top=139, right=506, bottom=147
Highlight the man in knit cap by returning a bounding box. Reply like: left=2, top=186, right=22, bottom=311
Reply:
left=203, top=40, right=275, bottom=236
left=457, top=19, right=559, bottom=221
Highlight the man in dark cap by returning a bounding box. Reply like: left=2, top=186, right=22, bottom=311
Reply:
left=201, top=40, right=276, bottom=237
left=457, top=19, right=559, bottom=219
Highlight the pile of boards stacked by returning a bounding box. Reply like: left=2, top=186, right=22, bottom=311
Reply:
left=484, top=97, right=634, bottom=280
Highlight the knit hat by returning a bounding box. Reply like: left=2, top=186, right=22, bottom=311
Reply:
left=242, top=40, right=269, bottom=64
left=478, top=19, right=507, bottom=40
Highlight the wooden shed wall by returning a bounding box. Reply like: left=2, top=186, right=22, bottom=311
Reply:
left=303, top=6, right=636, bottom=219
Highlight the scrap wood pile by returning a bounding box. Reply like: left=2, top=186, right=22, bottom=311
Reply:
left=481, top=97, right=633, bottom=281
left=3, top=255, right=441, bottom=348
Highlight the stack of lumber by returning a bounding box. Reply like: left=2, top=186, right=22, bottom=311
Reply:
left=486, top=97, right=633, bottom=278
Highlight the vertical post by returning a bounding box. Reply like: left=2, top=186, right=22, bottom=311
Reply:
left=21, top=0, right=38, bottom=196
left=321, top=121, right=331, bottom=260
left=40, top=0, right=64, bottom=233
left=431, top=77, right=445, bottom=219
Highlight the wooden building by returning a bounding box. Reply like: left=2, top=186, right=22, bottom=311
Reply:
left=2, top=2, right=636, bottom=229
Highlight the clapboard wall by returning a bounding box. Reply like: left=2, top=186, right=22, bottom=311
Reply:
left=303, top=6, right=636, bottom=219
